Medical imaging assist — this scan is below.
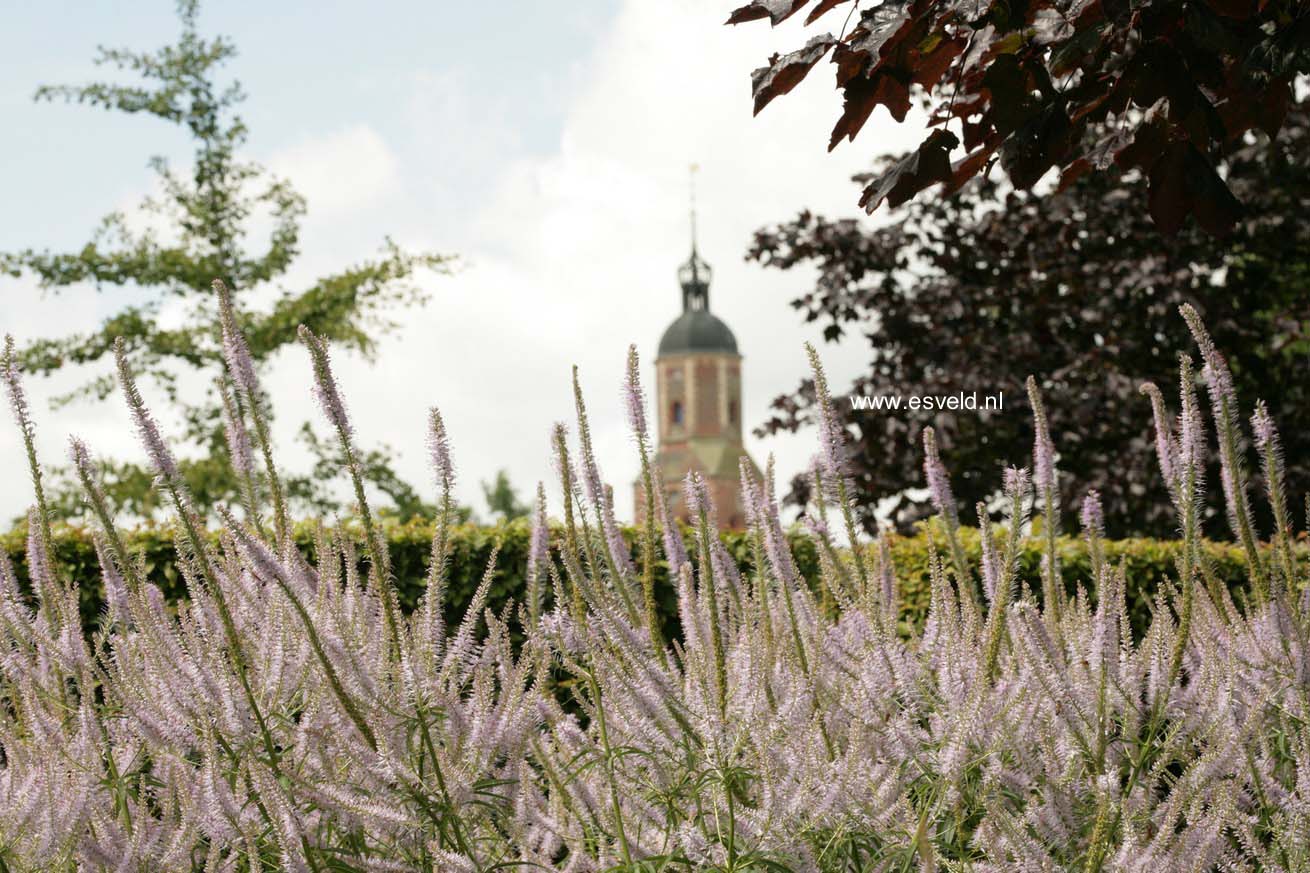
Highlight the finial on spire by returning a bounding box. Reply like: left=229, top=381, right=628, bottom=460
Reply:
left=689, top=162, right=700, bottom=255
left=678, top=163, right=712, bottom=313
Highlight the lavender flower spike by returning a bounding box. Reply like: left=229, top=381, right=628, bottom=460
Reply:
left=1003, top=465, right=1030, bottom=501
left=214, top=279, right=261, bottom=400
left=1079, top=490, right=1104, bottom=538
left=655, top=467, right=689, bottom=573
left=739, top=457, right=761, bottom=527
left=219, top=379, right=255, bottom=480
left=801, top=514, right=830, bottom=542
left=922, top=425, right=975, bottom=605
left=113, top=338, right=179, bottom=481
left=922, top=426, right=955, bottom=517
left=1138, top=382, right=1178, bottom=495
left=1080, top=489, right=1108, bottom=586
left=298, top=325, right=354, bottom=443
left=977, top=505, right=1001, bottom=605
left=1025, top=376, right=1056, bottom=493
left=1180, top=303, right=1238, bottom=411
left=1251, top=401, right=1278, bottom=456
left=427, top=407, right=455, bottom=494
left=1, top=335, right=36, bottom=456
left=1176, top=357, right=1206, bottom=481
left=67, top=436, right=93, bottom=480
left=624, top=344, right=648, bottom=443
left=3, top=335, right=53, bottom=537
left=550, top=421, right=570, bottom=486
left=1180, top=306, right=1266, bottom=600
left=527, top=483, right=549, bottom=617
left=682, top=471, right=703, bottom=519
left=67, top=437, right=130, bottom=579
left=805, top=342, right=846, bottom=488
left=1252, top=400, right=1296, bottom=588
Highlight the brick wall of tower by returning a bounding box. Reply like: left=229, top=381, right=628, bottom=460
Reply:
left=656, top=354, right=743, bottom=442
left=658, top=360, right=688, bottom=445
left=631, top=474, right=747, bottom=529
left=635, top=351, right=755, bottom=530
left=693, top=361, right=719, bottom=437
left=708, top=476, right=745, bottom=529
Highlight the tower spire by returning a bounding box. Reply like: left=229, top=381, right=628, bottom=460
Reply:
left=679, top=163, right=711, bottom=312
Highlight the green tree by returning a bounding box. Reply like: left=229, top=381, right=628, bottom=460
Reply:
left=2, top=0, right=451, bottom=521
left=481, top=469, right=530, bottom=522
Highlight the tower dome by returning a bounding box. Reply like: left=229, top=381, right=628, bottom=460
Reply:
left=657, top=310, right=738, bottom=356
left=658, top=247, right=738, bottom=356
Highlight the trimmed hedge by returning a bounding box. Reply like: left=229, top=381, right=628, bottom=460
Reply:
left=3, top=517, right=1285, bottom=639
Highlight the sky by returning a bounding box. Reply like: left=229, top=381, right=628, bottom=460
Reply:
left=0, top=0, right=926, bottom=524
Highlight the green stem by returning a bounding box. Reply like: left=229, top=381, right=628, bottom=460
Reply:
left=636, top=435, right=667, bottom=665
left=586, top=670, right=632, bottom=867
left=694, top=508, right=728, bottom=721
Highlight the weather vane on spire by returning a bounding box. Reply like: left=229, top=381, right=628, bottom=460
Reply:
left=689, top=162, right=700, bottom=254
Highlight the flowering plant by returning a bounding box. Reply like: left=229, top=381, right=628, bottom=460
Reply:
left=0, top=288, right=1306, bottom=872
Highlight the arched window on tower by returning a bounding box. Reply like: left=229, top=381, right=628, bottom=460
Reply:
left=671, top=400, right=684, bottom=425
left=728, top=400, right=737, bottom=426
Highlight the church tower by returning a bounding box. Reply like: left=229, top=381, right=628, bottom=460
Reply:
left=635, top=208, right=761, bottom=529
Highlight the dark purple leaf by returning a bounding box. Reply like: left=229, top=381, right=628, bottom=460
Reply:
left=1147, top=141, right=1190, bottom=235
left=1001, top=104, right=1076, bottom=189
left=829, top=70, right=912, bottom=149
left=1186, top=146, right=1242, bottom=235
left=859, top=128, right=958, bottom=211
left=833, top=1, right=915, bottom=85
left=727, top=0, right=812, bottom=25
left=751, top=35, right=838, bottom=116
left=804, top=0, right=856, bottom=25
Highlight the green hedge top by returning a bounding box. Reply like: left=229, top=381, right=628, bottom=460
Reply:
left=0, top=517, right=1283, bottom=639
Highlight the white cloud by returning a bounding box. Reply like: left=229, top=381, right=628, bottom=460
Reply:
left=268, top=125, right=399, bottom=216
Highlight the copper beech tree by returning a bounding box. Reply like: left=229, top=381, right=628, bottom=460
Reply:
left=730, top=0, right=1310, bottom=234
left=749, top=99, right=1310, bottom=538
